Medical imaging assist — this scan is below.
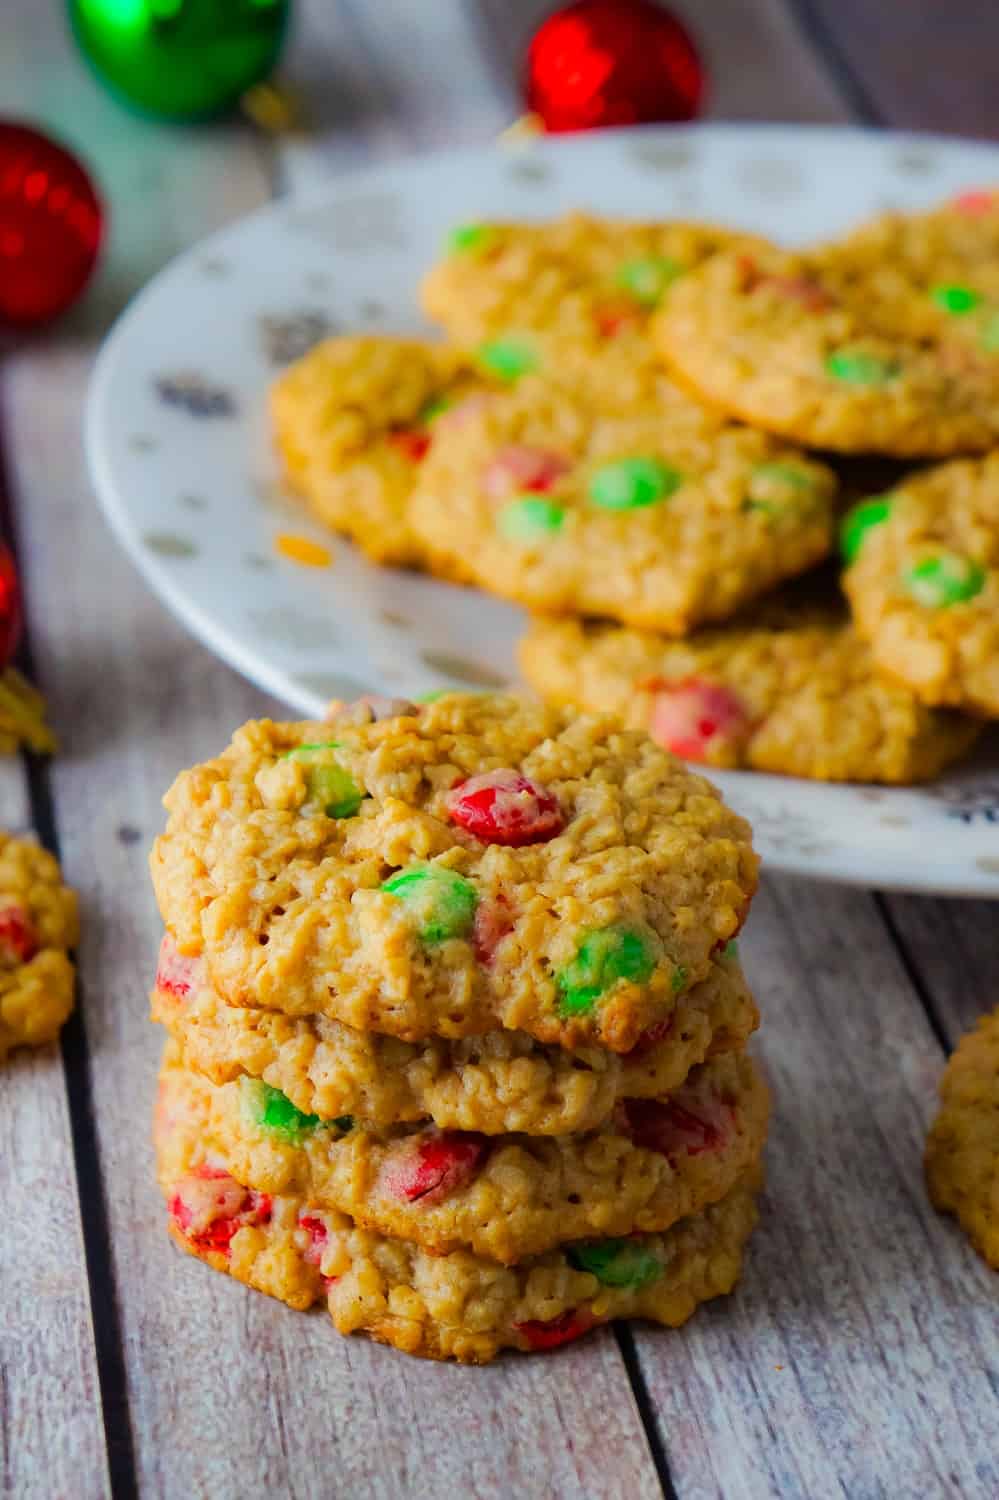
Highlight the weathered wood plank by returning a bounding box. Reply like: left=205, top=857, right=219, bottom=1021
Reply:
left=632, top=876, right=999, bottom=1500
left=0, top=360, right=107, bottom=1498
left=881, top=894, right=999, bottom=1046
left=797, top=0, right=999, bottom=137
left=0, top=693, right=108, bottom=1500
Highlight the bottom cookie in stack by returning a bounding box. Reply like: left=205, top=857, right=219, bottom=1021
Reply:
left=154, top=1020, right=768, bottom=1363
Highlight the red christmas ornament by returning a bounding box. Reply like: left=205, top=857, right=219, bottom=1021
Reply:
left=0, top=121, right=103, bottom=330
left=0, top=546, right=22, bottom=667
left=524, top=0, right=704, bottom=134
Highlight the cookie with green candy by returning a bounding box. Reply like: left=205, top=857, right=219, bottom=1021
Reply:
left=655, top=209, right=999, bottom=456
left=270, top=333, right=482, bottom=568
left=158, top=1053, right=766, bottom=1364
left=519, top=570, right=980, bottom=783
left=420, top=213, right=751, bottom=399
left=843, top=453, right=999, bottom=717
left=153, top=938, right=761, bottom=1138
left=166, top=1038, right=769, bottom=1265
left=151, top=694, right=758, bottom=1053
left=410, top=373, right=837, bottom=634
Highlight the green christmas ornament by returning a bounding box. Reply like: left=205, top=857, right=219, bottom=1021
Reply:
left=68, top=0, right=291, bottom=122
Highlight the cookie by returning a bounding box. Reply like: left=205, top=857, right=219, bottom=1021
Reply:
left=925, top=1004, right=999, bottom=1269
left=150, top=695, right=758, bottom=1053
left=421, top=213, right=748, bottom=401
left=0, top=833, right=78, bottom=1062
left=271, top=335, right=478, bottom=567
left=159, top=1035, right=768, bottom=1264
left=842, top=456, right=999, bottom=717
left=654, top=231, right=999, bottom=457
left=157, top=1057, right=763, bottom=1363
left=520, top=584, right=980, bottom=782
left=153, top=934, right=759, bottom=1136
left=408, top=374, right=837, bottom=633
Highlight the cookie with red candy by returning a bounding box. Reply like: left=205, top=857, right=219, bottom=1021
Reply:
left=157, top=1038, right=767, bottom=1264
left=655, top=196, right=999, bottom=456
left=156, top=1053, right=764, bottom=1364
left=270, top=334, right=482, bottom=568
left=152, top=938, right=759, bottom=1138
left=0, top=831, right=78, bottom=1062
left=151, top=694, right=757, bottom=1053
left=519, top=578, right=979, bottom=783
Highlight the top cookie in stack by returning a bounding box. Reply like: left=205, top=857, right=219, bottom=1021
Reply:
left=150, top=693, right=769, bottom=1362
left=151, top=694, right=757, bottom=1051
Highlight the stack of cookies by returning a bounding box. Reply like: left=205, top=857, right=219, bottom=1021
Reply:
left=150, top=693, right=769, bottom=1362
left=271, top=195, right=999, bottom=781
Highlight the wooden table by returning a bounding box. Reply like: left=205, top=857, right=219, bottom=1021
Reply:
left=2, top=4, right=997, bottom=1496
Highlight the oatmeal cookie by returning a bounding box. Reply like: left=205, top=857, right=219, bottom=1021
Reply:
left=842, top=455, right=999, bottom=717
left=150, top=696, right=757, bottom=1053
left=153, top=934, right=759, bottom=1135
left=421, top=213, right=749, bottom=401
left=0, top=832, right=78, bottom=1062
left=520, top=583, right=980, bottom=782
left=408, top=374, right=837, bottom=633
left=271, top=334, right=478, bottom=567
left=925, top=1004, right=999, bottom=1269
left=157, top=1057, right=763, bottom=1363
left=159, top=1036, right=768, bottom=1263
left=654, top=223, right=999, bottom=456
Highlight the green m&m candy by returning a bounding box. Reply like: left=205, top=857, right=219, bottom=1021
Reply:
left=419, top=395, right=452, bottom=424
left=284, top=742, right=363, bottom=818
left=448, top=223, right=492, bottom=254
left=825, top=350, right=899, bottom=386
left=382, top=864, right=478, bottom=943
left=588, top=457, right=682, bottom=511
left=557, top=925, right=657, bottom=1015
left=243, top=1080, right=323, bottom=1141
left=931, top=283, right=982, bottom=315
left=903, top=553, right=986, bottom=608
left=568, top=1238, right=662, bottom=1289
left=498, top=496, right=566, bottom=542
left=840, top=494, right=894, bottom=564
left=615, top=256, right=682, bottom=306
left=476, top=337, right=538, bottom=382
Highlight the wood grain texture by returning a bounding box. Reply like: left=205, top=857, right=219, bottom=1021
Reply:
left=632, top=877, right=999, bottom=1500
left=882, top=894, right=999, bottom=1046
left=0, top=720, right=108, bottom=1500
left=795, top=0, right=999, bottom=136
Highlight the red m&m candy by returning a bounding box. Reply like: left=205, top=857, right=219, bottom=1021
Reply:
left=155, top=932, right=201, bottom=1000
left=648, top=678, right=749, bottom=764
left=381, top=1131, right=489, bottom=1204
left=515, top=1308, right=596, bottom=1351
left=447, top=768, right=564, bottom=846
left=389, top=428, right=432, bottom=463
left=0, top=905, right=38, bottom=965
left=483, top=445, right=570, bottom=500
left=620, top=1092, right=730, bottom=1162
